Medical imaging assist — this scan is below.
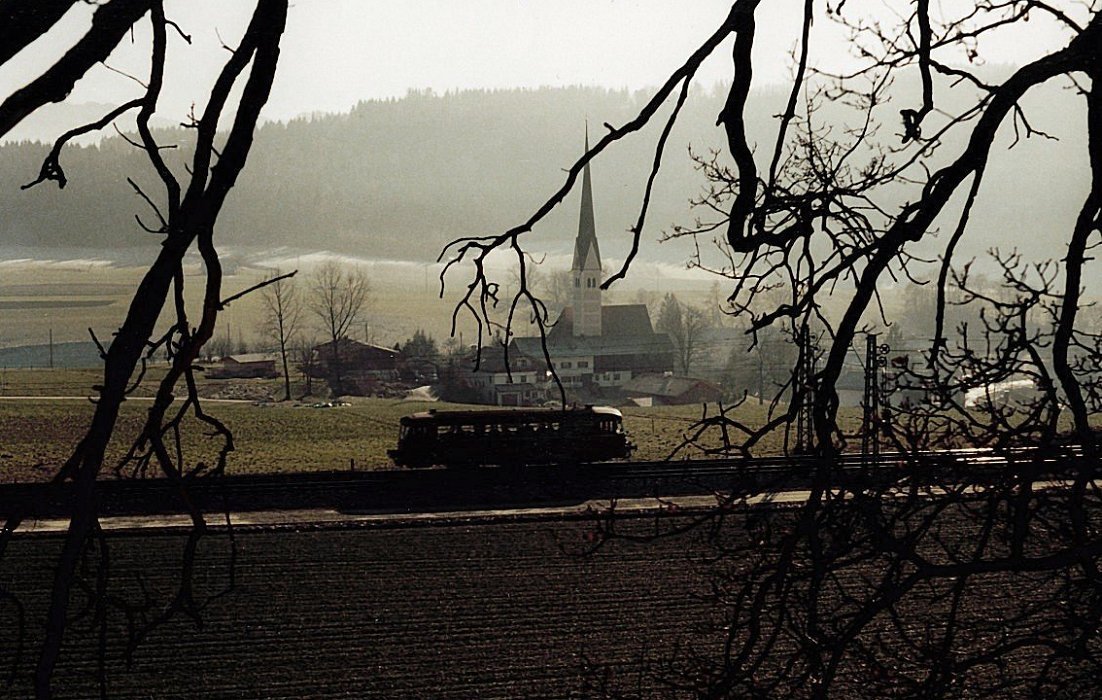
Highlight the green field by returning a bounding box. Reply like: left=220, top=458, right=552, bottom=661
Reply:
left=0, top=369, right=863, bottom=483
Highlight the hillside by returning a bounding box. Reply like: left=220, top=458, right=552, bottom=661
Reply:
left=0, top=81, right=1088, bottom=271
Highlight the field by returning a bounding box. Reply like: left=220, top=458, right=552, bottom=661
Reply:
left=0, top=261, right=485, bottom=356
left=1, top=506, right=1086, bottom=697
left=1, top=519, right=725, bottom=698
left=0, top=368, right=862, bottom=483
left=0, top=258, right=710, bottom=355
left=0, top=260, right=803, bottom=483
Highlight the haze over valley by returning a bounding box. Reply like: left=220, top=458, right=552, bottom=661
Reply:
left=0, top=79, right=1087, bottom=268
left=0, top=76, right=1091, bottom=356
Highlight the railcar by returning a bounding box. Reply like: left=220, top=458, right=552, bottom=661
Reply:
left=388, top=406, right=633, bottom=468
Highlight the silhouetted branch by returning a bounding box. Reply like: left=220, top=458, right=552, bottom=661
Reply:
left=0, top=0, right=153, bottom=137
left=220, top=269, right=297, bottom=308
left=21, top=99, right=143, bottom=189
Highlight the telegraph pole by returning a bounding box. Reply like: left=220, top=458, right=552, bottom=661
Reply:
left=862, top=334, right=890, bottom=463
left=795, top=325, right=816, bottom=453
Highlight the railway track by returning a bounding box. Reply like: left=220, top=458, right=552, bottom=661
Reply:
left=586, top=444, right=1092, bottom=480
left=0, top=445, right=1092, bottom=521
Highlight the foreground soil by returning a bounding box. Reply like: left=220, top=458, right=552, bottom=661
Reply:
left=2, top=499, right=1098, bottom=698
left=2, top=518, right=723, bottom=699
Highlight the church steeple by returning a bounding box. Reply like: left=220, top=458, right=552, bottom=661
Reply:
left=572, top=130, right=601, bottom=273
left=571, top=127, right=603, bottom=337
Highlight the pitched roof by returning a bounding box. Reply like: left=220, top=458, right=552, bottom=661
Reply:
left=571, top=132, right=601, bottom=272
left=548, top=304, right=656, bottom=341
left=464, top=344, right=539, bottom=374
left=315, top=338, right=398, bottom=356
left=512, top=332, right=673, bottom=359
left=224, top=353, right=277, bottom=364
left=622, top=374, right=722, bottom=398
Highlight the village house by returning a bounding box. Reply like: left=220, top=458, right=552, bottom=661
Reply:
left=206, top=353, right=279, bottom=379
left=461, top=133, right=675, bottom=406
left=309, top=338, right=400, bottom=394
left=455, top=345, right=544, bottom=406
left=511, top=305, right=674, bottom=392
left=622, top=374, right=724, bottom=406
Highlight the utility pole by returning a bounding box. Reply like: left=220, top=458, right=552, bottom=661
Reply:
left=757, top=343, right=764, bottom=406
left=862, top=334, right=890, bottom=464
left=795, top=325, right=817, bottom=453
left=48, top=328, right=54, bottom=369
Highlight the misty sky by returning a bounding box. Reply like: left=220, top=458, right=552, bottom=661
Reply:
left=0, top=0, right=1074, bottom=124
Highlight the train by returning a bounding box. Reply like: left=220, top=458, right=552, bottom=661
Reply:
left=388, top=405, right=633, bottom=468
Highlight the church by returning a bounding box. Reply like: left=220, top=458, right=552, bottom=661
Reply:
left=494, top=138, right=675, bottom=405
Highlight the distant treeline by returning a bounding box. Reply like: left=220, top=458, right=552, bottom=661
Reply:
left=0, top=81, right=1085, bottom=266
left=0, top=86, right=734, bottom=260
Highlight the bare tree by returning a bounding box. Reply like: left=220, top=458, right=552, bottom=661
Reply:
left=656, top=293, right=709, bottom=376
left=442, top=0, right=1102, bottom=694
left=205, top=330, right=233, bottom=361
left=259, top=270, right=302, bottom=401
left=545, top=269, right=574, bottom=317
left=0, top=2, right=288, bottom=695
left=307, top=261, right=370, bottom=395
left=295, top=333, right=321, bottom=398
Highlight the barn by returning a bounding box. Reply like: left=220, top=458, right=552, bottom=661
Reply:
left=207, top=353, right=279, bottom=379
left=622, top=374, right=724, bottom=406
left=308, top=338, right=401, bottom=394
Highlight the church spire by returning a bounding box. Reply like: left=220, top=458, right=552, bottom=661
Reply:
left=571, top=126, right=603, bottom=337
left=571, top=127, right=601, bottom=273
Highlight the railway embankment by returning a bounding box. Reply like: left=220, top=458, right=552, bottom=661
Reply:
left=0, top=447, right=1088, bottom=522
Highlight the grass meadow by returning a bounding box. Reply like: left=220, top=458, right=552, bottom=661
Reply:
left=0, top=368, right=863, bottom=483
left=0, top=258, right=850, bottom=483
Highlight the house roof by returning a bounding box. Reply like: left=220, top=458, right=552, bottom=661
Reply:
left=512, top=332, right=673, bottom=360
left=622, top=374, right=722, bottom=398
left=225, top=353, right=277, bottom=364
left=314, top=338, right=399, bottom=356
left=547, top=304, right=656, bottom=341
left=465, top=344, right=539, bottom=374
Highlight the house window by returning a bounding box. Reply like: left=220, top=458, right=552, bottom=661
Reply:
left=578, top=361, right=589, bottom=369
left=613, top=373, right=621, bottom=381
left=574, top=277, right=580, bottom=288
left=562, top=361, right=572, bottom=369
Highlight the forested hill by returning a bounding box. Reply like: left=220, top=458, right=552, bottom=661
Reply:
left=0, top=82, right=1087, bottom=266
left=0, top=85, right=753, bottom=263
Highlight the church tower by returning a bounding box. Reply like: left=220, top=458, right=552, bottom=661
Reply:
left=571, top=133, right=603, bottom=337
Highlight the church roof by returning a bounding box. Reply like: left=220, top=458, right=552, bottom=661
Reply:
left=512, top=332, right=674, bottom=359
left=547, top=304, right=656, bottom=341
left=571, top=133, right=601, bottom=272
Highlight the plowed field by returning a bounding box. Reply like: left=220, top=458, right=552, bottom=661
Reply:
left=3, top=505, right=1094, bottom=698
left=2, top=519, right=722, bottom=699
